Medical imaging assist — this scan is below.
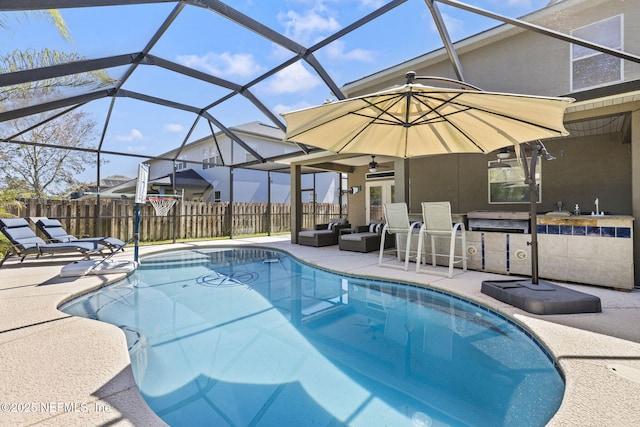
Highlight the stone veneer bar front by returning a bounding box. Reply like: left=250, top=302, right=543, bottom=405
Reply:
left=400, top=213, right=634, bottom=290
left=465, top=215, right=634, bottom=289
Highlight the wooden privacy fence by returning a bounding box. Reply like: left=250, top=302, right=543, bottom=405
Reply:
left=10, top=199, right=346, bottom=243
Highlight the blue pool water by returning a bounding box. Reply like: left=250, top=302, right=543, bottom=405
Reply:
left=61, top=247, right=564, bottom=427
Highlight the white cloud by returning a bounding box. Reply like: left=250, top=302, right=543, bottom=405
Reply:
left=262, top=62, right=322, bottom=95
left=280, top=8, right=341, bottom=44
left=359, top=0, right=386, bottom=8
left=127, top=145, right=147, bottom=153
left=505, top=0, right=534, bottom=7
left=164, top=123, right=183, bottom=133
left=325, top=40, right=374, bottom=62
left=488, top=0, right=534, bottom=8
left=116, top=128, right=143, bottom=142
left=273, top=101, right=314, bottom=116
left=176, top=52, right=264, bottom=78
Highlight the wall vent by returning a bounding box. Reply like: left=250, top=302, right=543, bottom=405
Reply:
left=365, top=170, right=395, bottom=180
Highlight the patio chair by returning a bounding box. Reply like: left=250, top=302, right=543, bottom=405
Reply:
left=298, top=218, right=350, bottom=247
left=0, top=218, right=105, bottom=267
left=35, top=218, right=126, bottom=253
left=416, top=201, right=467, bottom=278
left=338, top=222, right=394, bottom=253
left=379, top=203, right=421, bottom=270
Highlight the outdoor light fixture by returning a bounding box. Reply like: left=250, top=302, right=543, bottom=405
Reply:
left=369, top=155, right=378, bottom=173
left=341, top=185, right=361, bottom=195
left=488, top=148, right=512, bottom=169
left=496, top=147, right=511, bottom=160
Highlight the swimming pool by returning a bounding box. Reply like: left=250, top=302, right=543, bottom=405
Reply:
left=61, top=247, right=564, bottom=426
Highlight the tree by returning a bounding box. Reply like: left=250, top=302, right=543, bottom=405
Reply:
left=0, top=104, right=97, bottom=197
left=0, top=9, right=113, bottom=197
left=0, top=49, right=114, bottom=102
left=0, top=9, right=71, bottom=41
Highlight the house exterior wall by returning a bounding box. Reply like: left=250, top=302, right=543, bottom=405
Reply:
left=346, top=0, right=640, bottom=98
left=401, top=132, right=631, bottom=216
left=341, top=137, right=631, bottom=224
left=343, top=0, right=640, bottom=284
left=147, top=127, right=341, bottom=203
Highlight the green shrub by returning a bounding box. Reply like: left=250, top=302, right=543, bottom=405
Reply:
left=0, top=234, right=9, bottom=258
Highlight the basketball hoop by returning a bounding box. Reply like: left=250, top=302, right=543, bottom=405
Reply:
left=148, top=196, right=177, bottom=216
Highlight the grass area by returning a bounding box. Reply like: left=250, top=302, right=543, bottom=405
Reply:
left=0, top=229, right=290, bottom=257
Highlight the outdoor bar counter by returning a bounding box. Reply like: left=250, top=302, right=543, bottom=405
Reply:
left=466, top=212, right=634, bottom=290
left=403, top=211, right=634, bottom=289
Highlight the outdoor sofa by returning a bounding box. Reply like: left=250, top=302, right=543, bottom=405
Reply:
left=0, top=218, right=105, bottom=267
left=298, top=218, right=350, bottom=247
left=35, top=218, right=126, bottom=253
left=339, top=223, right=395, bottom=253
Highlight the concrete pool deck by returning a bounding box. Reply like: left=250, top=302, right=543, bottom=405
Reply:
left=1, top=235, right=640, bottom=426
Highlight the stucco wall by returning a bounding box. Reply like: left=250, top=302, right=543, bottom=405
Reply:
left=409, top=133, right=631, bottom=216
left=347, top=133, right=631, bottom=225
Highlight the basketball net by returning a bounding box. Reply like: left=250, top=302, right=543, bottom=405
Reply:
left=148, top=197, right=177, bottom=216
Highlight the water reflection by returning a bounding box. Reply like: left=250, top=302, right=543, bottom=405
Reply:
left=62, top=247, right=563, bottom=427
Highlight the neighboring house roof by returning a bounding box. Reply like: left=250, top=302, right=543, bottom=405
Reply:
left=72, top=169, right=211, bottom=199
left=229, top=121, right=284, bottom=140
left=158, top=121, right=285, bottom=159
left=149, top=169, right=211, bottom=189
left=99, top=175, right=133, bottom=188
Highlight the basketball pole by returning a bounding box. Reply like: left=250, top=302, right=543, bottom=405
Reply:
left=134, top=163, right=149, bottom=264
left=134, top=202, right=141, bottom=262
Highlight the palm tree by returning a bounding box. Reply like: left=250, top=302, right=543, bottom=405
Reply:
left=0, top=10, right=114, bottom=98
left=0, top=8, right=114, bottom=198
left=0, top=9, right=71, bottom=41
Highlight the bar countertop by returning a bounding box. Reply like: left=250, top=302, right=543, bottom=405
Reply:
left=537, top=214, right=634, bottom=226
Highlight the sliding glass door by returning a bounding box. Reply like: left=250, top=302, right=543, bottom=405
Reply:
left=366, top=180, right=395, bottom=222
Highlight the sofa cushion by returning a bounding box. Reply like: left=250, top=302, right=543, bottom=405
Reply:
left=368, top=223, right=384, bottom=233
left=328, top=218, right=346, bottom=230
left=340, top=232, right=378, bottom=242
left=299, top=230, right=335, bottom=237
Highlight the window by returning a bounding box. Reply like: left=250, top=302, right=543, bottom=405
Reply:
left=175, top=158, right=187, bottom=170
left=213, top=191, right=221, bottom=202
left=202, top=147, right=222, bottom=169
left=202, top=155, right=221, bottom=169
left=571, top=15, right=623, bottom=91
left=488, top=158, right=541, bottom=204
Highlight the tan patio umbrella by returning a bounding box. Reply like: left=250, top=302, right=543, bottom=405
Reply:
left=281, top=75, right=573, bottom=158
left=281, top=74, right=602, bottom=314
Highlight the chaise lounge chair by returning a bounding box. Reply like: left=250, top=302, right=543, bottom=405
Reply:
left=0, top=218, right=105, bottom=267
left=35, top=218, right=126, bottom=253
left=298, top=218, right=350, bottom=247
left=339, top=222, right=395, bottom=253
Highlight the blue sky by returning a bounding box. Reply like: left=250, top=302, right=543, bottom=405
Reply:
left=1, top=0, right=553, bottom=181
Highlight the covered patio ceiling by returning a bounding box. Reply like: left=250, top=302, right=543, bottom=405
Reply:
left=2, top=0, right=640, bottom=181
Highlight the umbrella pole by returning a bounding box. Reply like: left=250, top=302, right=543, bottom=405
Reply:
left=521, top=142, right=542, bottom=285
left=528, top=161, right=540, bottom=285
left=482, top=142, right=601, bottom=314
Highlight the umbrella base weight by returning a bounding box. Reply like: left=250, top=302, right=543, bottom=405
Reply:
left=481, top=279, right=601, bottom=315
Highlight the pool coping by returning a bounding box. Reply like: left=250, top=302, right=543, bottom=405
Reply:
left=1, top=236, right=640, bottom=426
